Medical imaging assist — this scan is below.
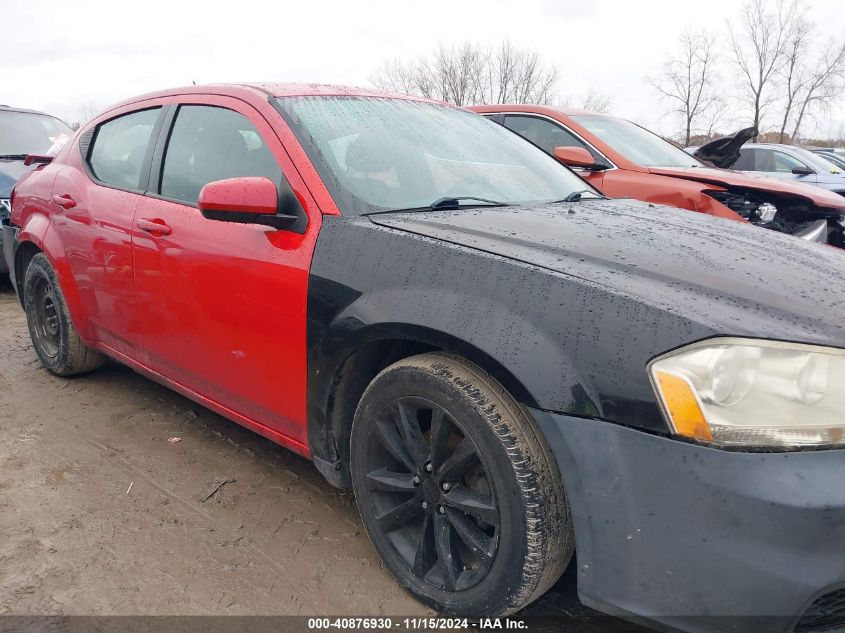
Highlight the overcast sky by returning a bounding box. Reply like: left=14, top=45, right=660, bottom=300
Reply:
left=2, top=0, right=843, bottom=139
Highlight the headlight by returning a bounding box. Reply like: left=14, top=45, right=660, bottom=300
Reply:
left=0, top=198, right=10, bottom=222
left=648, top=338, right=845, bottom=448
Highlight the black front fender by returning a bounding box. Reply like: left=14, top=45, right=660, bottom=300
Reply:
left=305, top=215, right=713, bottom=474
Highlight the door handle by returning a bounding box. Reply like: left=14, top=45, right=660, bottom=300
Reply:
left=137, top=218, right=172, bottom=236
left=51, top=194, right=76, bottom=210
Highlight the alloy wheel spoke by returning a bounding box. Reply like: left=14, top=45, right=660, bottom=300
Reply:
left=366, top=468, right=417, bottom=493
left=438, top=438, right=477, bottom=482
left=393, top=400, right=428, bottom=468
left=376, top=495, right=425, bottom=532
left=442, top=486, right=498, bottom=526
left=412, top=512, right=437, bottom=578
left=428, top=405, right=451, bottom=470
left=445, top=507, right=494, bottom=559
left=434, top=513, right=459, bottom=591
left=375, top=419, right=416, bottom=473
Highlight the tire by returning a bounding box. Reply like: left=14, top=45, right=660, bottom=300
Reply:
left=350, top=352, right=573, bottom=617
left=23, top=253, right=104, bottom=376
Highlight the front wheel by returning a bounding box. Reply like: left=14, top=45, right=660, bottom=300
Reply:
left=23, top=253, right=104, bottom=376
left=350, top=353, right=573, bottom=617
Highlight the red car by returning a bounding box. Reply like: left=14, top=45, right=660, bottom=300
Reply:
left=470, top=105, right=845, bottom=246
left=6, top=85, right=845, bottom=633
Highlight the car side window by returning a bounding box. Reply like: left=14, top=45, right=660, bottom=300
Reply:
left=772, top=151, right=808, bottom=173
left=88, top=108, right=160, bottom=190
left=160, top=105, right=283, bottom=205
left=502, top=114, right=600, bottom=160
left=749, top=149, right=807, bottom=173
left=732, top=148, right=755, bottom=171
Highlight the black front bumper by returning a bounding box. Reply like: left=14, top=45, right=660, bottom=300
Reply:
left=528, top=408, right=845, bottom=633
left=2, top=224, right=17, bottom=285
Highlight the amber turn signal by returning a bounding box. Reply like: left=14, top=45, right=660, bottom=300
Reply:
left=654, top=371, right=713, bottom=441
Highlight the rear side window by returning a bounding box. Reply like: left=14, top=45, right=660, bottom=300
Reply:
left=732, top=149, right=755, bottom=171
left=160, top=105, right=282, bottom=205
left=88, top=108, right=160, bottom=190
left=503, top=114, right=599, bottom=160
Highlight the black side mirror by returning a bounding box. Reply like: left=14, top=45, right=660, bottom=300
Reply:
left=792, top=167, right=815, bottom=176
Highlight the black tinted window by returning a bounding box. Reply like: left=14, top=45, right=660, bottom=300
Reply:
left=160, top=106, right=282, bottom=204
left=89, top=108, right=160, bottom=189
left=503, top=114, right=598, bottom=159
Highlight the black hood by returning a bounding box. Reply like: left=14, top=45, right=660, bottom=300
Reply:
left=368, top=199, right=845, bottom=346
left=0, top=159, right=34, bottom=198
left=693, top=126, right=758, bottom=168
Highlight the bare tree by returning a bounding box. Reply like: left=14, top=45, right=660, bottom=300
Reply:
left=789, top=39, right=845, bottom=141
left=370, top=40, right=558, bottom=106
left=370, top=58, right=420, bottom=95
left=426, top=43, right=486, bottom=106
left=479, top=40, right=558, bottom=104
left=728, top=0, right=801, bottom=138
left=777, top=16, right=810, bottom=141
left=77, top=101, right=99, bottom=125
left=648, top=30, right=721, bottom=145
left=580, top=89, right=613, bottom=113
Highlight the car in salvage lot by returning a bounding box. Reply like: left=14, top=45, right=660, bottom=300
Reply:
left=816, top=151, right=845, bottom=171
left=714, top=142, right=845, bottom=195
left=4, top=84, right=845, bottom=633
left=0, top=105, right=72, bottom=274
left=471, top=105, right=845, bottom=247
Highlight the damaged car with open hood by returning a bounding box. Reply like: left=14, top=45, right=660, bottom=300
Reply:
left=471, top=106, right=845, bottom=247
left=696, top=133, right=845, bottom=199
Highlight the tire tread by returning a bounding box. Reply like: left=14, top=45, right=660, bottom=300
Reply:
left=368, top=352, right=573, bottom=615
left=24, top=253, right=105, bottom=376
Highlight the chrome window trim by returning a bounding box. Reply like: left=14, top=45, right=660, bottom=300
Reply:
left=492, top=111, right=619, bottom=172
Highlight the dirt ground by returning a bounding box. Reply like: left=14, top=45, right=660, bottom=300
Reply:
left=0, top=285, right=645, bottom=631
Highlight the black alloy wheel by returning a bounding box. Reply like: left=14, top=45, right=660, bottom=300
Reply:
left=365, top=395, right=499, bottom=591
left=351, top=353, right=573, bottom=617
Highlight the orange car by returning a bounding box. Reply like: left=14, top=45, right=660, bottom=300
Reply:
left=470, top=105, right=845, bottom=246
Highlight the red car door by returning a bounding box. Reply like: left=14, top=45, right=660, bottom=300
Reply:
left=131, top=97, right=320, bottom=451
left=50, top=107, right=164, bottom=355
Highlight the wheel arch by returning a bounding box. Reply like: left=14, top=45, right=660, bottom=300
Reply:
left=15, top=217, right=94, bottom=341
left=307, top=322, right=538, bottom=490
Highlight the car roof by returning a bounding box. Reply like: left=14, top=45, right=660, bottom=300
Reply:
left=108, top=82, right=442, bottom=112
left=470, top=104, right=603, bottom=117
left=0, top=104, right=59, bottom=117
left=743, top=143, right=805, bottom=151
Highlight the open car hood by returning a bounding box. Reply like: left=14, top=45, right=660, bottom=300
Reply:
left=646, top=165, right=845, bottom=210
left=693, top=127, right=758, bottom=168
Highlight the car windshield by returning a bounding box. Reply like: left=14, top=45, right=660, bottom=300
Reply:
left=275, top=96, right=593, bottom=214
left=818, top=153, right=845, bottom=170
left=793, top=147, right=843, bottom=174
left=0, top=110, right=72, bottom=156
left=571, top=115, right=702, bottom=168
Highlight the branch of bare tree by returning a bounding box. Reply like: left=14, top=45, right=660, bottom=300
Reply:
left=648, top=29, right=721, bottom=145
left=370, top=39, right=558, bottom=106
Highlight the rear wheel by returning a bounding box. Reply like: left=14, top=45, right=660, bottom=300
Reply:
left=23, top=253, right=104, bottom=376
left=350, top=352, right=572, bottom=617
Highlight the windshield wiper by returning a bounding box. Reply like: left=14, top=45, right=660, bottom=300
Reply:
left=0, top=154, right=29, bottom=161
left=429, top=196, right=509, bottom=210
left=555, top=189, right=605, bottom=203
left=365, top=196, right=512, bottom=216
